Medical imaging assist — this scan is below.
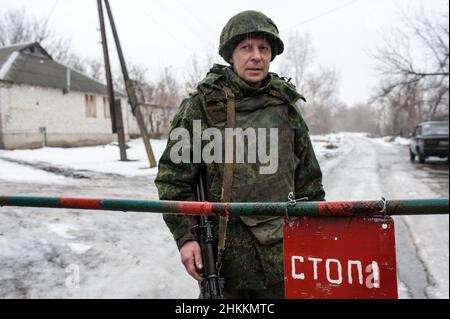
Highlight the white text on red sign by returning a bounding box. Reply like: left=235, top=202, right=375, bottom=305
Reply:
left=291, top=256, right=381, bottom=289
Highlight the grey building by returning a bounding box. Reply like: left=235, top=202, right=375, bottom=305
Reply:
left=0, top=42, right=132, bottom=149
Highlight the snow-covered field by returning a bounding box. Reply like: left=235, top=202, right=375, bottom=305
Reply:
left=0, top=133, right=448, bottom=299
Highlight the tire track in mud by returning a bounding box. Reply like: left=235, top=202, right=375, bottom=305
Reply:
left=0, top=156, right=122, bottom=180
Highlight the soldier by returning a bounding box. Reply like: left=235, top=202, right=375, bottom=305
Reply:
left=155, top=10, right=325, bottom=299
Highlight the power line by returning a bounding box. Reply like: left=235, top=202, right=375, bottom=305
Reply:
left=44, top=0, right=60, bottom=27
left=287, top=0, right=361, bottom=30
left=130, top=1, right=202, bottom=56
left=173, top=0, right=216, bottom=32
left=158, top=0, right=216, bottom=50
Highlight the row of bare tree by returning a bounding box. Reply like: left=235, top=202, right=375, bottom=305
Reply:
left=0, top=9, right=186, bottom=137
left=371, top=2, right=449, bottom=136
left=1, top=5, right=448, bottom=138
left=278, top=2, right=449, bottom=136
left=279, top=32, right=344, bottom=135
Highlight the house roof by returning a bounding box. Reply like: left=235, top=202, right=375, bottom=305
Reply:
left=0, top=42, right=53, bottom=66
left=0, top=42, right=125, bottom=97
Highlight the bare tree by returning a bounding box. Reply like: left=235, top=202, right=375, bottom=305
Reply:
left=84, top=58, right=105, bottom=82
left=184, top=53, right=214, bottom=93
left=331, top=103, right=380, bottom=135
left=280, top=32, right=316, bottom=94
left=113, top=62, right=155, bottom=105
left=302, top=67, right=342, bottom=134
left=154, top=67, right=181, bottom=109
left=46, top=36, right=72, bottom=61
left=0, top=9, right=51, bottom=46
left=376, top=81, right=425, bottom=136
left=149, top=67, right=181, bottom=137
left=112, top=63, right=181, bottom=138
left=279, top=32, right=342, bottom=134
left=0, top=8, right=92, bottom=74
left=372, top=3, right=449, bottom=127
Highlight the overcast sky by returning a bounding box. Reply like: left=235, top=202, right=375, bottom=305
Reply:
left=0, top=0, right=447, bottom=105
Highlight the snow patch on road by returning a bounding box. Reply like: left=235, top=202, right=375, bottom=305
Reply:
left=47, top=224, right=79, bottom=240
left=370, top=135, right=411, bottom=147
left=66, top=243, right=92, bottom=255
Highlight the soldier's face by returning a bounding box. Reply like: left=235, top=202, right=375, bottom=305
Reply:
left=230, top=37, right=272, bottom=88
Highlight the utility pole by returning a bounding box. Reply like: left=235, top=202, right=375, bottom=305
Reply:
left=97, top=0, right=128, bottom=161
left=103, top=0, right=157, bottom=168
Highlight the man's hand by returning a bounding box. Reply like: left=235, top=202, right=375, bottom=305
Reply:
left=180, top=241, right=204, bottom=281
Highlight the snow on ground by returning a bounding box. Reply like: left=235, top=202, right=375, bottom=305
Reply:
left=0, top=139, right=168, bottom=178
left=371, top=135, right=411, bottom=147
left=374, top=146, right=449, bottom=299
left=311, top=133, right=347, bottom=162
left=0, top=133, right=448, bottom=299
left=1, top=135, right=347, bottom=183
left=326, top=133, right=448, bottom=299
left=0, top=207, right=193, bottom=298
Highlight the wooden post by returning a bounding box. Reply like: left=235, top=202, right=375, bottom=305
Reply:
left=103, top=0, right=157, bottom=168
left=97, top=0, right=128, bottom=161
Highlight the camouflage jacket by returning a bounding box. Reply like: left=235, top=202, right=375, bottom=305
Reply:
left=155, top=64, right=325, bottom=289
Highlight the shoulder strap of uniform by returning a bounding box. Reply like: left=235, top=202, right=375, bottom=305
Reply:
left=216, top=86, right=235, bottom=274
left=270, top=74, right=307, bottom=105
left=198, top=80, right=228, bottom=126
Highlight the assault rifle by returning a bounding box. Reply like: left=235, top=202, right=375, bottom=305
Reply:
left=195, top=170, right=224, bottom=299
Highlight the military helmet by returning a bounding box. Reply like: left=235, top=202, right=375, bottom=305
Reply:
left=219, top=10, right=284, bottom=63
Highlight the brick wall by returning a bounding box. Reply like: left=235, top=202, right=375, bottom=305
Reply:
left=0, top=82, right=131, bottom=149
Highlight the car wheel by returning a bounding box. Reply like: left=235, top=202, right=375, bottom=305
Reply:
left=418, top=153, right=426, bottom=163
left=409, top=149, right=415, bottom=162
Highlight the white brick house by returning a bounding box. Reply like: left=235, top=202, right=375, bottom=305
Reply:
left=0, top=42, right=135, bottom=150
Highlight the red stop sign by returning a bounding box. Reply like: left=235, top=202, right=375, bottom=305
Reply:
left=284, top=217, right=398, bottom=299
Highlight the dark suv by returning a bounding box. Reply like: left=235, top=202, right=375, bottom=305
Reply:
left=410, top=121, right=449, bottom=163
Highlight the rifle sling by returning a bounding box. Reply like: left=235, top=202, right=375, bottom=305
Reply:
left=217, top=87, right=236, bottom=258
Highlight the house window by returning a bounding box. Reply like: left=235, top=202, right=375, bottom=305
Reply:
left=103, top=96, right=111, bottom=118
left=85, top=95, right=97, bottom=118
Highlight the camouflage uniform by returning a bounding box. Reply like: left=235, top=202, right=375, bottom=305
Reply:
left=155, top=11, right=325, bottom=299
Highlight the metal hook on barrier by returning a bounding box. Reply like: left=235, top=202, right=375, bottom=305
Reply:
left=288, top=192, right=309, bottom=206
left=288, top=192, right=296, bottom=206
left=380, top=197, right=388, bottom=229
left=286, top=192, right=309, bottom=223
